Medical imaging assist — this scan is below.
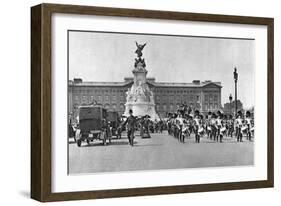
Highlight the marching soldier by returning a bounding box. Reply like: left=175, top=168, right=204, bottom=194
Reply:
left=167, top=113, right=173, bottom=135
left=159, top=120, right=164, bottom=133
left=227, top=115, right=234, bottom=138
left=182, top=118, right=189, bottom=142
left=216, top=112, right=223, bottom=142
left=198, top=114, right=205, bottom=140
left=172, top=114, right=178, bottom=138
left=194, top=110, right=201, bottom=143
left=176, top=113, right=185, bottom=143
left=246, top=111, right=252, bottom=141
left=206, top=112, right=212, bottom=139
left=220, top=115, right=227, bottom=142
left=210, top=113, right=217, bottom=140
left=235, top=111, right=243, bottom=142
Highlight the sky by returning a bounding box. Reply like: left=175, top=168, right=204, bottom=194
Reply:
left=69, top=31, right=255, bottom=108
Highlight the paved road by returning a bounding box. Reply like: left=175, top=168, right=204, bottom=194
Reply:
left=68, top=131, right=254, bottom=174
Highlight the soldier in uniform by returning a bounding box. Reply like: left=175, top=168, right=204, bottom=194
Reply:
left=123, top=109, right=137, bottom=146
left=215, top=111, right=223, bottom=142
left=142, top=115, right=151, bottom=138
left=176, top=113, right=185, bottom=143
left=245, top=111, right=252, bottom=141
left=235, top=111, right=243, bottom=142
left=167, top=113, right=172, bottom=135
left=206, top=112, right=212, bottom=139
left=198, top=114, right=205, bottom=140
left=159, top=120, right=163, bottom=133
left=172, top=113, right=178, bottom=138
left=194, top=110, right=201, bottom=143
left=227, top=115, right=234, bottom=138
left=210, top=113, right=217, bottom=141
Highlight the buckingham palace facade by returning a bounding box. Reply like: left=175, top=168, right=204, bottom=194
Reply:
left=68, top=78, right=222, bottom=118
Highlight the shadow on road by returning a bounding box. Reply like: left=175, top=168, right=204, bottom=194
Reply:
left=134, top=144, right=163, bottom=147
left=80, top=140, right=138, bottom=147
left=68, top=139, right=77, bottom=144
left=108, top=141, right=134, bottom=146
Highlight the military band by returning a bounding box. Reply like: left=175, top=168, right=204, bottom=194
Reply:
left=165, top=108, right=254, bottom=144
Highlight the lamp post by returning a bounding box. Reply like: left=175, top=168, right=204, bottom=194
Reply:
left=229, top=94, right=233, bottom=116
left=233, top=67, right=238, bottom=117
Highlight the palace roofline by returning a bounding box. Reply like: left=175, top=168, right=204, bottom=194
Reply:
left=68, top=78, right=222, bottom=88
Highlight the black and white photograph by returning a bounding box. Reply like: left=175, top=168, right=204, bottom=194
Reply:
left=67, top=30, right=255, bottom=174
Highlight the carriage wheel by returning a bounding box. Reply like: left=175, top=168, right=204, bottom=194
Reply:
left=74, top=129, right=81, bottom=143
left=77, top=139, right=82, bottom=147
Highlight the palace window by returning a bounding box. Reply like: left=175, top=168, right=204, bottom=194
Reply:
left=163, top=104, right=167, bottom=111
left=156, top=104, right=160, bottom=111
left=205, top=103, right=209, bottom=110
left=205, top=95, right=209, bottom=102
left=214, top=95, right=218, bottom=102
left=170, top=104, right=174, bottom=111
left=120, top=104, right=125, bottom=111
left=170, top=95, right=174, bottom=102
left=156, top=96, right=160, bottom=102
left=215, top=103, right=218, bottom=109
left=82, top=96, right=86, bottom=103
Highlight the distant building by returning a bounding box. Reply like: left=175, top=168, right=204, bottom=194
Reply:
left=223, top=100, right=243, bottom=115
left=68, top=78, right=222, bottom=119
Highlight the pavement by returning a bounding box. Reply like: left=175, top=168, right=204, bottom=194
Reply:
left=68, top=131, right=254, bottom=174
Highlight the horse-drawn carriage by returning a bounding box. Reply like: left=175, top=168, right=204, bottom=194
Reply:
left=75, top=105, right=111, bottom=147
